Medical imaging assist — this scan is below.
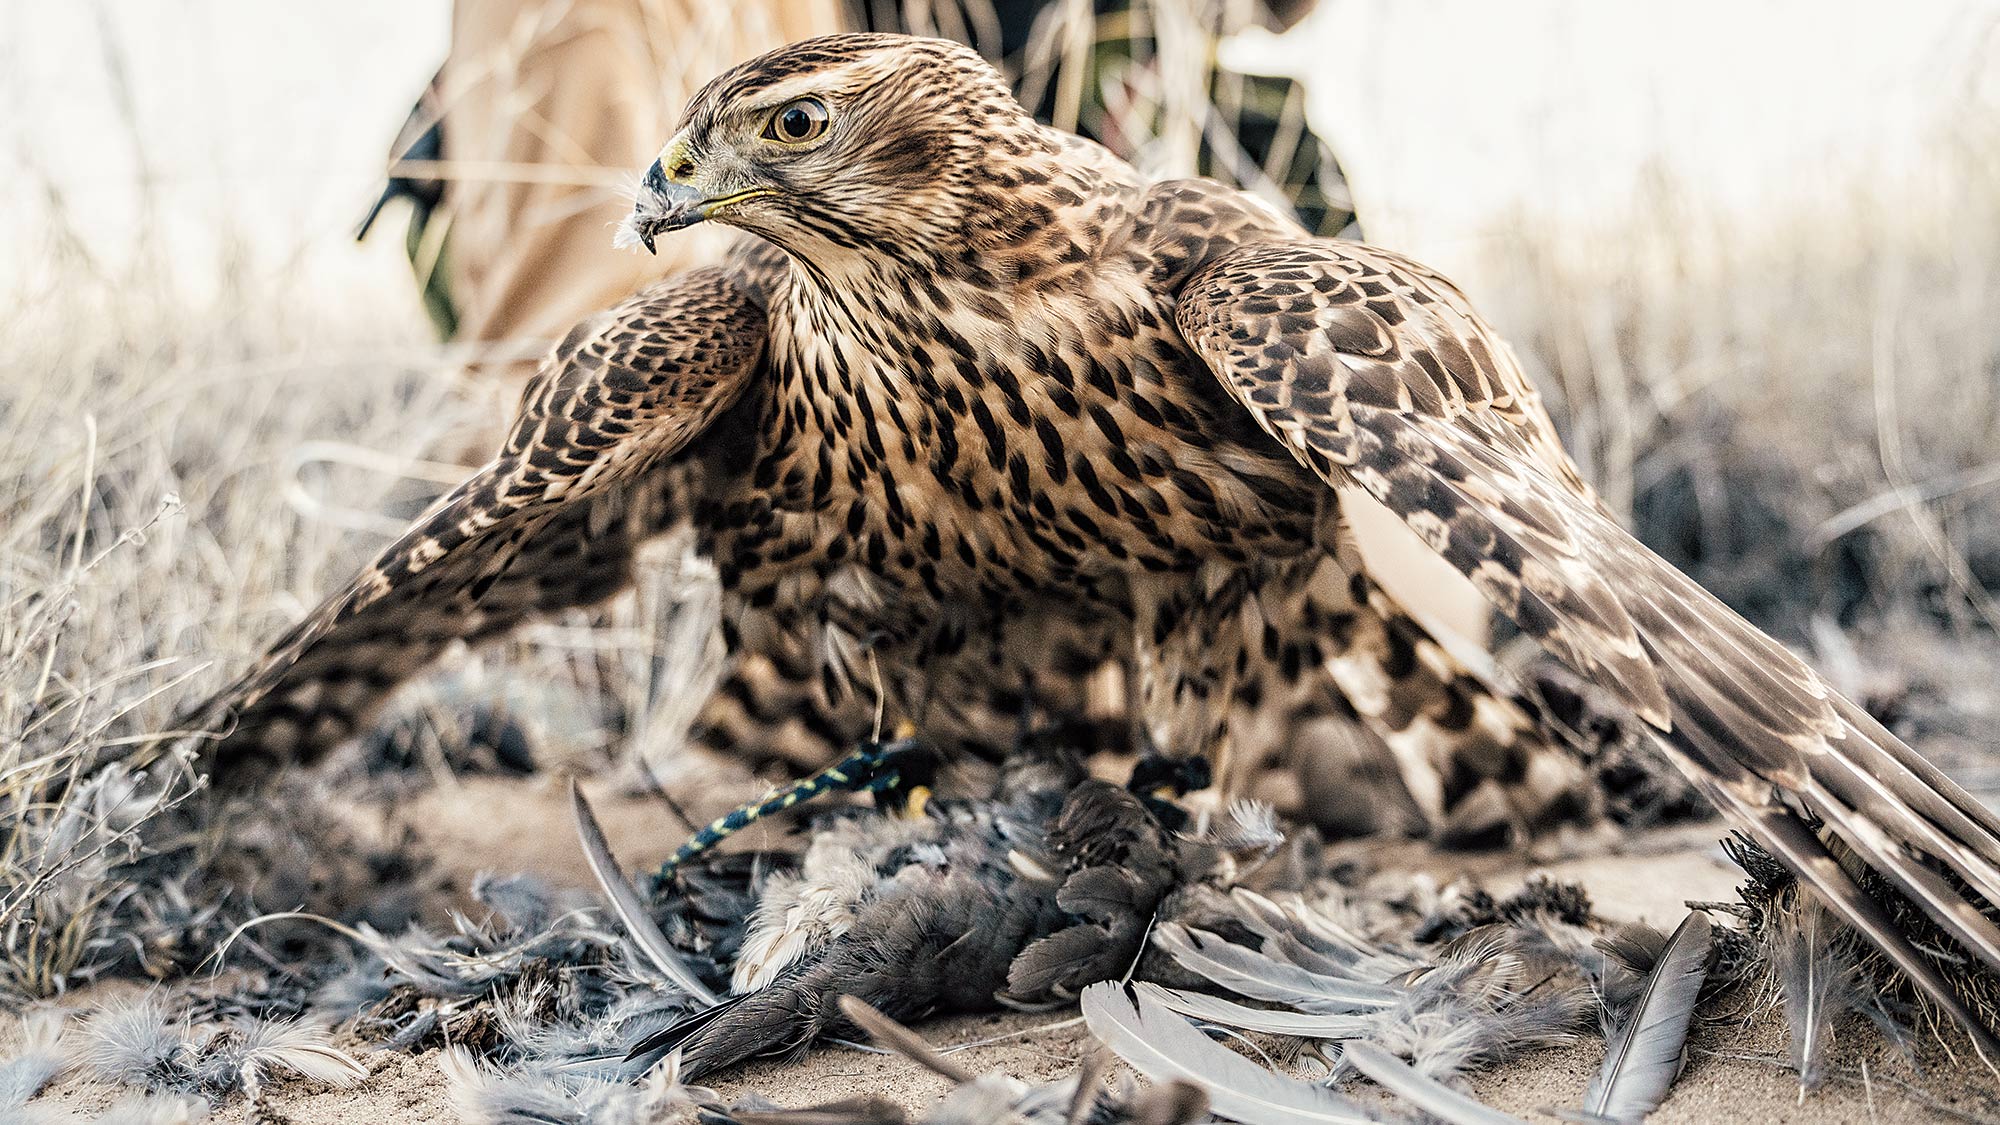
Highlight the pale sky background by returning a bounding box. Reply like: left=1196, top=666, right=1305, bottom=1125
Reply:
left=1, top=0, right=1995, bottom=304
left=0, top=0, right=451, bottom=306
left=1229, top=0, right=1996, bottom=248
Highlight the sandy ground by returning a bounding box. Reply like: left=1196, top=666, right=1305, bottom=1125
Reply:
left=17, top=773, right=2000, bottom=1123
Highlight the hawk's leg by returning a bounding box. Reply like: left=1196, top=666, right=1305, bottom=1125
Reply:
left=1276, top=537, right=1599, bottom=848
left=1229, top=645, right=1430, bottom=839
left=688, top=650, right=875, bottom=776
left=653, top=734, right=938, bottom=882
left=1130, top=572, right=1253, bottom=804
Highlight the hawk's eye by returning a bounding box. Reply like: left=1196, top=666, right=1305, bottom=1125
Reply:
left=764, top=97, right=830, bottom=145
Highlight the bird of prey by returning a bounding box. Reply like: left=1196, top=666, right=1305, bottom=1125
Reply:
left=186, top=33, right=2000, bottom=1047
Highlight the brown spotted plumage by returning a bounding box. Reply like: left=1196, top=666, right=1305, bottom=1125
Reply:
left=189, top=34, right=2000, bottom=1046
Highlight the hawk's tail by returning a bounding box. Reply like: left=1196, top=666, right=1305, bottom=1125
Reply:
left=1609, top=536, right=2000, bottom=1055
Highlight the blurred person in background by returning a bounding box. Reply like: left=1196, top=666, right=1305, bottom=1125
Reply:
left=358, top=1, right=842, bottom=462
left=356, top=0, right=1514, bottom=841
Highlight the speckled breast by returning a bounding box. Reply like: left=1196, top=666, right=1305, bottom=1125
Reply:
left=718, top=260, right=1317, bottom=654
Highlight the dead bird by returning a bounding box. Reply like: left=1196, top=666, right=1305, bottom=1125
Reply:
left=626, top=749, right=1202, bottom=1079
left=643, top=734, right=1057, bottom=998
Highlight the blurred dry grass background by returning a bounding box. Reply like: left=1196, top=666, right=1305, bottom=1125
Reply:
left=1480, top=125, right=2000, bottom=783
left=3, top=0, right=2000, bottom=1006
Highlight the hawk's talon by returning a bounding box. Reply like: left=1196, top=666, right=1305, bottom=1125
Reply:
left=1126, top=751, right=1213, bottom=830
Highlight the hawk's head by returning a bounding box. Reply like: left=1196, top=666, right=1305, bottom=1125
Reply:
left=619, top=34, right=1048, bottom=263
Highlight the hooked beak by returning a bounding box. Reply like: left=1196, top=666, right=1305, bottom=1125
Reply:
left=622, top=158, right=710, bottom=255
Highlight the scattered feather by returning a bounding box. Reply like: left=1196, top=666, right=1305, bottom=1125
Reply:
left=730, top=1097, right=908, bottom=1125
left=1137, top=982, right=1372, bottom=1039
left=71, top=995, right=365, bottom=1103
left=443, top=1046, right=597, bottom=1125
left=1341, top=1041, right=1529, bottom=1125
left=77, top=993, right=194, bottom=1091
left=1591, top=924, right=1668, bottom=1037
left=1199, top=801, right=1286, bottom=854
left=1219, top=894, right=1346, bottom=977
left=929, top=1076, right=1037, bottom=1125
left=1574, top=911, right=1712, bottom=1124
left=442, top=1044, right=710, bottom=1125
left=1764, top=885, right=1914, bottom=1092
left=1064, top=1050, right=1110, bottom=1125
left=1154, top=924, right=1400, bottom=1013
left=1769, top=888, right=1836, bottom=1092
left=569, top=780, right=720, bottom=1005
left=1081, top=982, right=1381, bottom=1125
left=0, top=1009, right=68, bottom=1108
left=225, top=1017, right=368, bottom=1095
left=1226, top=890, right=1413, bottom=976
left=1124, top=1080, right=1211, bottom=1125
left=838, top=997, right=976, bottom=1084
left=93, top=1094, right=211, bottom=1125
left=1156, top=903, right=1589, bottom=1086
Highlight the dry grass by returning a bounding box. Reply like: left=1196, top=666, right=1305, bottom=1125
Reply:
left=0, top=195, right=462, bottom=997
left=1477, top=143, right=2000, bottom=673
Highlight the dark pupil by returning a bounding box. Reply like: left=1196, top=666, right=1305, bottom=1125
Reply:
left=782, top=107, right=812, bottom=138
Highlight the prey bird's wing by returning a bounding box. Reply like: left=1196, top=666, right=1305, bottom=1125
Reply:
left=1174, top=237, right=2000, bottom=1049
left=181, top=257, right=776, bottom=786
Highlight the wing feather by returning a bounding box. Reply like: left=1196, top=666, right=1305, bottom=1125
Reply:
left=179, top=255, right=776, bottom=785
left=1174, top=234, right=2000, bottom=1051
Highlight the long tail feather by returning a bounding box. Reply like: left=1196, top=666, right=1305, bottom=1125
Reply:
left=569, top=781, right=721, bottom=1007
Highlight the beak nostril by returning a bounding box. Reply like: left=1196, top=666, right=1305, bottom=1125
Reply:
left=626, top=156, right=715, bottom=251
left=670, top=160, right=696, bottom=182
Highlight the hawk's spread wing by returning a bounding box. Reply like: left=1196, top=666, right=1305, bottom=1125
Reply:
left=183, top=258, right=774, bottom=784
left=1176, top=238, right=2000, bottom=1048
